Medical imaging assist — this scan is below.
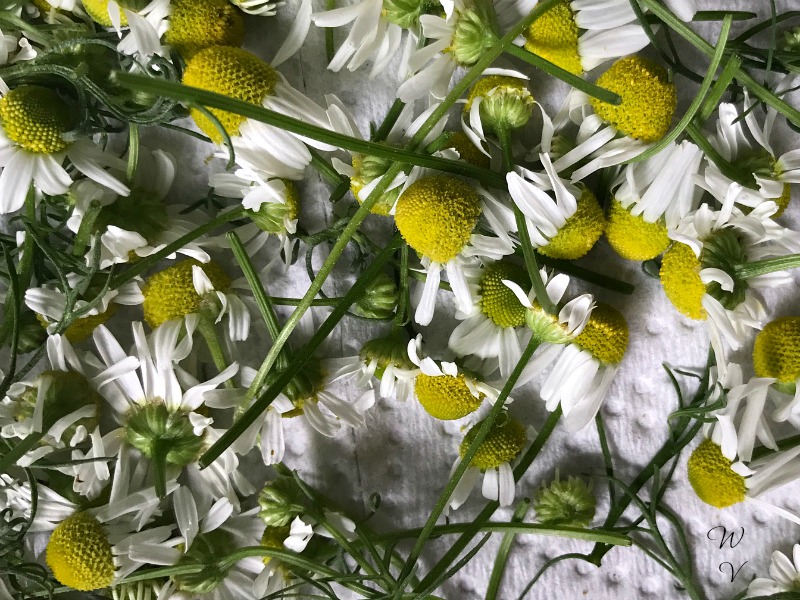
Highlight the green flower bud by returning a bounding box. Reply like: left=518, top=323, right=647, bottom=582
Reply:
left=352, top=272, right=398, bottom=320
left=124, top=403, right=205, bottom=467
left=465, top=76, right=534, bottom=133
left=533, top=475, right=596, bottom=528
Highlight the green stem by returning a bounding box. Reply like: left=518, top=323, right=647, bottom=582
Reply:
left=197, top=316, right=234, bottom=389
left=372, top=99, right=406, bottom=142
left=734, top=253, right=800, bottom=279
left=685, top=123, right=752, bottom=187
left=513, top=207, right=556, bottom=314
left=325, top=0, right=336, bottom=63
left=486, top=499, right=531, bottom=600
left=595, top=413, right=616, bottom=507
left=127, top=122, right=139, bottom=185
left=0, top=432, right=44, bottom=475
left=151, top=438, right=169, bottom=499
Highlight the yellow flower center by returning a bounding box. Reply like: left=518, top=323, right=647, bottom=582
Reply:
left=394, top=175, right=482, bottom=263
left=165, top=0, right=245, bottom=59
left=0, top=86, right=72, bottom=154
left=753, top=316, right=800, bottom=386
left=687, top=439, right=747, bottom=509
left=538, top=186, right=605, bottom=260
left=659, top=242, right=707, bottom=320
left=590, top=56, right=677, bottom=143
left=443, top=130, right=491, bottom=169
left=605, top=199, right=670, bottom=261
left=479, top=261, right=529, bottom=328
left=573, top=302, right=629, bottom=366
left=523, top=0, right=581, bottom=75
left=142, top=259, right=231, bottom=328
left=460, top=415, right=526, bottom=470
left=182, top=47, right=279, bottom=143
left=82, top=0, right=132, bottom=26
left=350, top=154, right=400, bottom=216
left=415, top=372, right=483, bottom=420
left=46, top=512, right=115, bottom=591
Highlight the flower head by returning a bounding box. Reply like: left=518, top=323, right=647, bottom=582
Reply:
left=46, top=512, right=115, bottom=591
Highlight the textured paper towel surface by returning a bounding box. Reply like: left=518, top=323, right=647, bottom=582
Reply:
left=139, top=1, right=800, bottom=598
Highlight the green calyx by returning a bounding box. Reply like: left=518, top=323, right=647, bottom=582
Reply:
left=699, top=229, right=749, bottom=310
left=352, top=272, right=398, bottom=319
left=14, top=370, right=100, bottom=436
left=265, top=359, right=324, bottom=409
left=382, top=0, right=434, bottom=28
left=533, top=475, right=596, bottom=527
left=258, top=477, right=304, bottom=527
left=450, top=0, right=500, bottom=66
left=172, top=530, right=236, bottom=593
left=93, top=189, right=169, bottom=242
left=359, top=331, right=415, bottom=376
left=124, top=402, right=205, bottom=467
left=246, top=180, right=300, bottom=234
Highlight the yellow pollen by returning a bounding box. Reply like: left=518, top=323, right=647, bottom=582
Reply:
left=415, top=373, right=483, bottom=420
left=687, top=439, right=747, bottom=509
left=538, top=186, right=605, bottom=260
left=523, top=0, right=582, bottom=75
left=574, top=303, right=629, bottom=366
left=46, top=512, right=115, bottom=591
left=753, top=316, right=800, bottom=384
left=142, top=259, right=231, bottom=328
left=605, top=199, right=670, bottom=261
left=394, top=175, right=482, bottom=263
left=182, top=47, right=279, bottom=143
left=590, top=56, right=677, bottom=143
left=0, top=86, right=72, bottom=154
left=444, top=131, right=491, bottom=169
left=659, top=242, right=707, bottom=320
left=479, top=262, right=529, bottom=328
left=165, top=0, right=245, bottom=59
left=460, top=415, right=526, bottom=470
left=82, top=0, right=129, bottom=26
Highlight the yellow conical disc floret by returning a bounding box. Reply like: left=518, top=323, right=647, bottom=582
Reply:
left=479, top=261, right=529, bottom=328
left=142, top=259, right=231, bottom=328
left=659, top=242, right=706, bottom=320
left=444, top=131, right=491, bottom=169
left=415, top=373, right=483, bottom=420
left=395, top=175, right=482, bottom=263
left=165, top=0, right=245, bottom=59
left=182, top=47, right=279, bottom=143
left=0, top=86, right=72, bottom=154
left=523, top=0, right=581, bottom=76
left=753, top=317, right=800, bottom=386
left=687, top=439, right=747, bottom=509
left=82, top=0, right=129, bottom=26
left=460, top=415, right=526, bottom=470
left=590, top=56, right=677, bottom=143
left=46, top=512, right=115, bottom=591
left=574, top=302, right=628, bottom=366
left=605, top=200, right=670, bottom=261
left=538, top=186, right=604, bottom=260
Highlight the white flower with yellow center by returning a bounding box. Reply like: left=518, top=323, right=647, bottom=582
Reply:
left=449, top=413, right=529, bottom=509
left=605, top=140, right=703, bottom=261
left=0, top=85, right=129, bottom=214
left=511, top=0, right=649, bottom=76
left=661, top=198, right=800, bottom=375
left=183, top=46, right=336, bottom=181
left=395, top=174, right=514, bottom=326
left=704, top=85, right=800, bottom=217
left=549, top=56, right=678, bottom=182
left=408, top=334, right=503, bottom=420
left=507, top=153, right=605, bottom=260
left=746, top=544, right=800, bottom=598
left=753, top=316, right=800, bottom=423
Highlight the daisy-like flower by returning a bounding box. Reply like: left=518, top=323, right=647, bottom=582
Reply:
left=183, top=46, right=336, bottom=181
left=605, top=140, right=703, bottom=261
left=0, top=85, right=129, bottom=214
left=449, top=412, right=528, bottom=509
left=141, top=258, right=250, bottom=342
left=549, top=56, right=678, bottom=182
left=67, top=149, right=211, bottom=269
left=83, top=0, right=244, bottom=59
left=507, top=153, right=605, bottom=260
left=746, top=543, right=800, bottom=597
left=408, top=334, right=503, bottom=420
left=660, top=196, right=800, bottom=374
left=752, top=316, right=800, bottom=423
left=449, top=259, right=532, bottom=377
left=312, top=0, right=426, bottom=77
left=397, top=0, right=500, bottom=102
left=704, top=88, right=800, bottom=217
left=518, top=0, right=649, bottom=75
left=25, top=275, right=143, bottom=342
left=394, top=174, right=515, bottom=326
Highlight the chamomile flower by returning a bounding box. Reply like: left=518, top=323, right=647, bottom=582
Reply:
left=183, top=46, right=336, bottom=180
left=397, top=0, right=500, bottom=102
left=519, top=0, right=649, bottom=75
left=661, top=199, right=800, bottom=374
left=408, top=334, right=503, bottom=420
left=507, top=153, right=605, bottom=259
left=394, top=174, right=514, bottom=326
left=0, top=85, right=129, bottom=214
left=550, top=56, right=677, bottom=182
left=753, top=316, right=800, bottom=422
left=704, top=89, right=800, bottom=217
left=605, top=140, right=703, bottom=260
left=141, top=258, right=250, bottom=342
left=449, top=413, right=528, bottom=509
left=746, top=544, right=800, bottom=597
